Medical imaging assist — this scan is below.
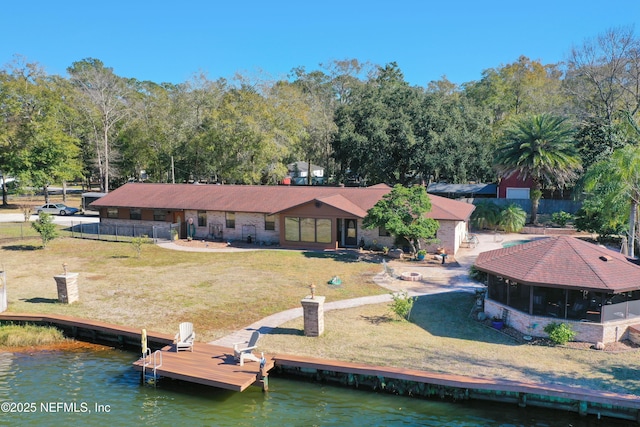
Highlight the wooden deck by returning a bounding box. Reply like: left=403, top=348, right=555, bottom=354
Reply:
left=0, top=313, right=274, bottom=392
left=274, top=354, right=640, bottom=410
left=3, top=312, right=640, bottom=419
left=133, top=343, right=274, bottom=392
left=0, top=312, right=174, bottom=348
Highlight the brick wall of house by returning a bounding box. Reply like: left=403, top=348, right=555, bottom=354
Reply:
left=358, top=220, right=466, bottom=255
left=100, top=209, right=467, bottom=254
left=424, top=220, right=459, bottom=255
left=184, top=210, right=280, bottom=245
left=358, top=227, right=395, bottom=250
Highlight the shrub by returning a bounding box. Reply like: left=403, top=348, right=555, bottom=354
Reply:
left=498, top=204, right=527, bottom=233
left=468, top=265, right=487, bottom=283
left=470, top=201, right=500, bottom=230
left=551, top=211, right=573, bottom=227
left=131, top=234, right=150, bottom=258
left=31, top=213, right=58, bottom=248
left=543, top=322, right=576, bottom=345
left=390, top=291, right=415, bottom=321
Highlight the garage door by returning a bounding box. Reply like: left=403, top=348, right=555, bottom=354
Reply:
left=506, top=188, right=530, bottom=199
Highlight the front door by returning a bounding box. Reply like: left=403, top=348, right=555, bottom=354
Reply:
left=336, top=218, right=358, bottom=247
left=345, top=219, right=357, bottom=247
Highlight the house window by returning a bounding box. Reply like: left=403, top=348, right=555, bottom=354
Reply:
left=284, top=217, right=299, bottom=241
left=107, top=208, right=118, bottom=219
left=225, top=212, right=235, bottom=229
left=285, top=216, right=332, bottom=243
left=316, top=219, right=331, bottom=243
left=300, top=218, right=316, bottom=242
left=379, top=226, right=391, bottom=237
left=130, top=208, right=141, bottom=220
left=198, top=210, right=207, bottom=227
left=153, top=209, right=166, bottom=221
left=264, top=214, right=275, bottom=231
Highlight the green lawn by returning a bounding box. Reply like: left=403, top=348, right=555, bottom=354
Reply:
left=0, top=237, right=383, bottom=340
left=1, top=235, right=639, bottom=396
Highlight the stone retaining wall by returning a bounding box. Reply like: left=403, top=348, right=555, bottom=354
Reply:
left=485, top=300, right=636, bottom=344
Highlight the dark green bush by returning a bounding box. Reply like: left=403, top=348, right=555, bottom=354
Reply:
left=551, top=211, right=573, bottom=227
left=543, top=322, right=575, bottom=345
left=390, top=291, right=415, bottom=321
left=469, top=265, right=487, bottom=283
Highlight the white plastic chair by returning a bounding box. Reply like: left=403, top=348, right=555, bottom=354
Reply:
left=175, top=322, right=195, bottom=352
left=233, top=331, right=261, bottom=366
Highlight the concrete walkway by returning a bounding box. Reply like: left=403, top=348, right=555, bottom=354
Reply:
left=207, top=232, right=538, bottom=347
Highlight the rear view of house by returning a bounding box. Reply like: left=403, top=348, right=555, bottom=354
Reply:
left=90, top=183, right=475, bottom=254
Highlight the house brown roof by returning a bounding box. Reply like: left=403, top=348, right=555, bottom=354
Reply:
left=91, top=183, right=475, bottom=221
left=474, top=236, right=640, bottom=293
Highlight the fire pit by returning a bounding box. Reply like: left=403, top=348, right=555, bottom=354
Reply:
left=400, top=272, right=422, bottom=281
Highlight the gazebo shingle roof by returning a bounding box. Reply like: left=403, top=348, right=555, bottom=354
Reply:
left=474, top=236, right=640, bottom=293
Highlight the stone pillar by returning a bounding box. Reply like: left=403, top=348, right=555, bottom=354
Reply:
left=54, top=272, right=79, bottom=304
left=301, top=295, right=325, bottom=337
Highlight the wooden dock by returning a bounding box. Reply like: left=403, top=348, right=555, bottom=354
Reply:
left=274, top=354, right=640, bottom=421
left=3, top=313, right=640, bottom=421
left=132, top=343, right=274, bottom=391
left=0, top=313, right=273, bottom=392
left=0, top=312, right=174, bottom=348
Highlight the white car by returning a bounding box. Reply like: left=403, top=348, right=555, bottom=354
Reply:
left=35, top=203, right=80, bottom=216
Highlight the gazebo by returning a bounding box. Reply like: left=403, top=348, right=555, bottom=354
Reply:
left=473, top=236, right=640, bottom=344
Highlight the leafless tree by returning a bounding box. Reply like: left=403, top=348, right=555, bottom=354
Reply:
left=68, top=58, right=131, bottom=192
left=566, top=26, right=640, bottom=125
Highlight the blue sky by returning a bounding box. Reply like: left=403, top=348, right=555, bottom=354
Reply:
left=1, top=1, right=638, bottom=86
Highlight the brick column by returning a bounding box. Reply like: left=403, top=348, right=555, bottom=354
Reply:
left=54, top=273, right=79, bottom=304
left=301, top=295, right=325, bottom=337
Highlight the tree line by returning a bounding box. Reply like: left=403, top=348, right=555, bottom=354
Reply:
left=1, top=27, right=639, bottom=236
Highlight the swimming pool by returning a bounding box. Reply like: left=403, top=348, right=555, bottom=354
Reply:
left=502, top=239, right=534, bottom=248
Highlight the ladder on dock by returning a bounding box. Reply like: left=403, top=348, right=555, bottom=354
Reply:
left=141, top=348, right=163, bottom=385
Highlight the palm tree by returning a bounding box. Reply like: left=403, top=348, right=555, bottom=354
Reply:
left=499, top=204, right=527, bottom=233
left=471, top=201, right=501, bottom=231
left=581, top=145, right=640, bottom=257
left=494, top=114, right=582, bottom=224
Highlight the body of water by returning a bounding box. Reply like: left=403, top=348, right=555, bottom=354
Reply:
left=502, top=239, right=534, bottom=248
left=0, top=349, right=630, bottom=426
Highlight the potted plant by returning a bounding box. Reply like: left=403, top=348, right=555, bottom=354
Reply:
left=491, top=316, right=504, bottom=330
left=416, top=249, right=427, bottom=261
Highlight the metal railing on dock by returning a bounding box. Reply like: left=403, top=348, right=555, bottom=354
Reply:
left=141, top=349, right=163, bottom=385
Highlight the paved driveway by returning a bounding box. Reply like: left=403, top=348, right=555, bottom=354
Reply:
left=0, top=213, right=99, bottom=226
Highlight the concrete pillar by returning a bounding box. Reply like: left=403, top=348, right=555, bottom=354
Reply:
left=54, top=272, right=79, bottom=304
left=301, top=295, right=325, bottom=337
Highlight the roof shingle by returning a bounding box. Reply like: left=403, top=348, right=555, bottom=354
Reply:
left=92, top=183, right=475, bottom=221
left=474, top=236, right=640, bottom=293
